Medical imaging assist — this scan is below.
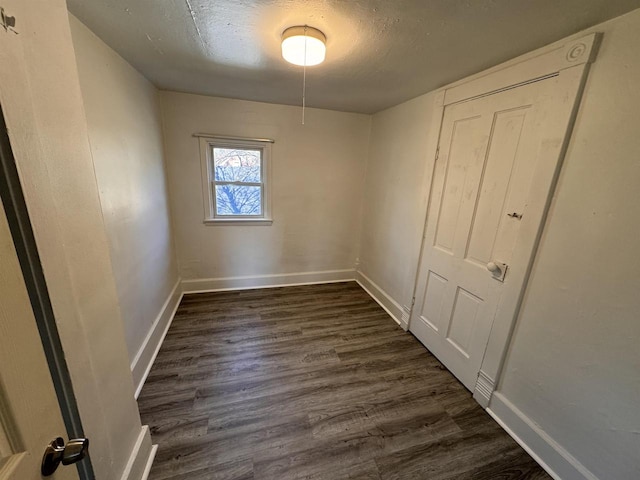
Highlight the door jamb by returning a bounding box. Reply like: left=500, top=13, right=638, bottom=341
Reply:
left=407, top=32, right=601, bottom=408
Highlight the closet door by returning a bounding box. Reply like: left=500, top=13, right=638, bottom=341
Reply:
left=410, top=79, right=550, bottom=391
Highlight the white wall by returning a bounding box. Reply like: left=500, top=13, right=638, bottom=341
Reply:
left=70, top=16, right=180, bottom=367
left=358, top=8, right=640, bottom=480
left=498, top=9, right=640, bottom=479
left=0, top=1, right=153, bottom=479
left=160, top=92, right=371, bottom=290
left=357, top=91, right=437, bottom=317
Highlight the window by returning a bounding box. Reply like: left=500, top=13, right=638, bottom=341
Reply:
left=199, top=136, right=273, bottom=225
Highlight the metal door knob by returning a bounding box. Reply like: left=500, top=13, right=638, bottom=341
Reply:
left=42, top=437, right=89, bottom=476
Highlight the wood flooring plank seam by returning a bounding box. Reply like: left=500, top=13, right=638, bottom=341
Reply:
left=138, top=281, right=550, bottom=480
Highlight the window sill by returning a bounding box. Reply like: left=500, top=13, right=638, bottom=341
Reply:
left=203, top=218, right=273, bottom=226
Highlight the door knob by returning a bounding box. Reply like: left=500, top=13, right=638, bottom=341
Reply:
left=41, top=437, right=89, bottom=476
left=486, top=261, right=508, bottom=282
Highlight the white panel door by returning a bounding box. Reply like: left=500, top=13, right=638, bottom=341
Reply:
left=0, top=196, right=78, bottom=480
left=410, top=79, right=551, bottom=390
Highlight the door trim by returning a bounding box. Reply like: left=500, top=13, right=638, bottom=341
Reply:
left=0, top=106, right=94, bottom=480
left=408, top=32, right=601, bottom=407
left=443, top=33, right=600, bottom=106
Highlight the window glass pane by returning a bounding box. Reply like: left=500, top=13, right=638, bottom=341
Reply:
left=213, top=148, right=261, bottom=183
left=215, top=185, right=262, bottom=216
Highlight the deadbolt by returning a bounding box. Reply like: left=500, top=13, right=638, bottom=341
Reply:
left=41, top=437, right=89, bottom=476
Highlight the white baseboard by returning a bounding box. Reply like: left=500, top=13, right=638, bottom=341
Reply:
left=355, top=271, right=407, bottom=329
left=119, top=426, right=156, bottom=480
left=488, top=392, right=599, bottom=480
left=140, top=445, right=158, bottom=480
left=131, top=278, right=183, bottom=399
left=182, top=269, right=356, bottom=293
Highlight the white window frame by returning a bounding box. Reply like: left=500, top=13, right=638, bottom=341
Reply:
left=198, top=135, right=273, bottom=225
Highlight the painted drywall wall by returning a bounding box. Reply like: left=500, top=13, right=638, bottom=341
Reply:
left=359, top=8, right=640, bottom=480
left=357, top=91, right=438, bottom=312
left=160, top=92, right=370, bottom=287
left=69, top=15, right=180, bottom=364
left=497, top=9, right=640, bottom=479
left=0, top=1, right=152, bottom=479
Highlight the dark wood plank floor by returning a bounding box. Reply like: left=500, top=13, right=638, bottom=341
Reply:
left=138, top=282, right=550, bottom=480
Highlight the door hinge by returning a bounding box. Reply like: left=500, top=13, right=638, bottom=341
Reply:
left=411, top=296, right=416, bottom=307
left=435, top=147, right=440, bottom=161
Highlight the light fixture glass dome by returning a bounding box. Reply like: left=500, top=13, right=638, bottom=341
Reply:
left=281, top=26, right=326, bottom=66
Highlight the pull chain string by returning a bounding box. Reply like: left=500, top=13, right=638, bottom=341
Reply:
left=302, top=25, right=307, bottom=125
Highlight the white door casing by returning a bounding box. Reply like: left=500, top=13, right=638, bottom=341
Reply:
left=0, top=196, right=79, bottom=480
left=409, top=33, right=599, bottom=406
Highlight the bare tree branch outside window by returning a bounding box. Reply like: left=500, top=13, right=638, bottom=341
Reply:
left=213, top=148, right=262, bottom=216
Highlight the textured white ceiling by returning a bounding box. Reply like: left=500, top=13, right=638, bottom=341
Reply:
left=67, top=0, right=640, bottom=113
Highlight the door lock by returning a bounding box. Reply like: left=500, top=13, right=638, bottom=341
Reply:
left=41, top=437, right=89, bottom=476
left=486, top=261, right=508, bottom=282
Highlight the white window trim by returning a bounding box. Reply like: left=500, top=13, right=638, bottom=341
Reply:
left=198, top=135, right=273, bottom=225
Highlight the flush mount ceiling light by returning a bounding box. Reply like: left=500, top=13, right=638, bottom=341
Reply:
left=281, top=26, right=326, bottom=66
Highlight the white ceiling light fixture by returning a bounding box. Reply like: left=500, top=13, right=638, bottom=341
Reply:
left=281, top=26, right=326, bottom=66
left=281, top=25, right=327, bottom=125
